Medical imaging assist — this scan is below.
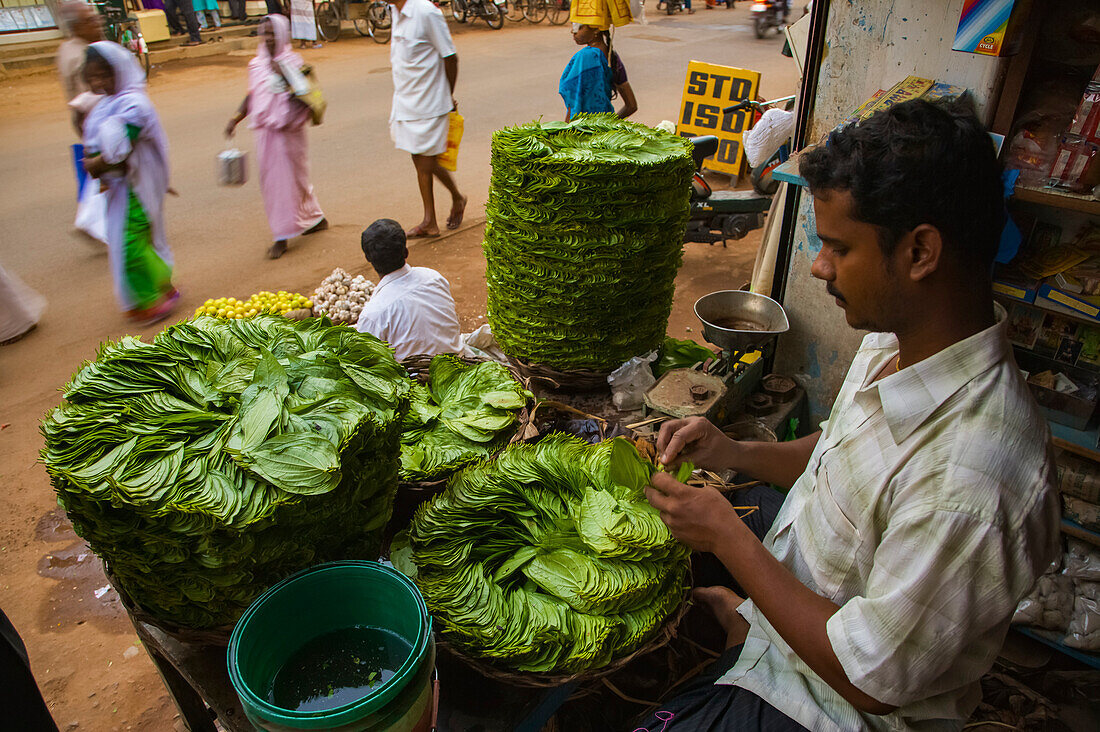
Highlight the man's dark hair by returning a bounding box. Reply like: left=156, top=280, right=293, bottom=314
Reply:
left=361, top=219, right=407, bottom=276
left=800, top=99, right=1004, bottom=270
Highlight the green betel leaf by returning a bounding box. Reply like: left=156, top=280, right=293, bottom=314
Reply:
left=236, top=349, right=290, bottom=452
left=40, top=315, right=411, bottom=628
left=245, top=433, right=341, bottom=495
left=607, top=437, right=651, bottom=494
left=484, top=118, right=694, bottom=371
left=398, top=355, right=530, bottom=482
left=402, top=434, right=688, bottom=675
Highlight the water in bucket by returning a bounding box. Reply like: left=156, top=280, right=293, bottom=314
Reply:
left=268, top=626, right=413, bottom=713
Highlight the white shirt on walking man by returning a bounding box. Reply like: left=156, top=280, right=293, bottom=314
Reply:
left=389, top=0, right=467, bottom=239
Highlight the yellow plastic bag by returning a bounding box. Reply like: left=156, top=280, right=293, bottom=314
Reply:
left=439, top=112, right=464, bottom=172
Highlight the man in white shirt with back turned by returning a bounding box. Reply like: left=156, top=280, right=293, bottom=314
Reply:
left=637, top=100, right=1061, bottom=731
left=356, top=218, right=462, bottom=360
left=389, top=0, right=467, bottom=239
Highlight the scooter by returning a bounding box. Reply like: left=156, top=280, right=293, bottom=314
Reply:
left=683, top=97, right=795, bottom=246
left=683, top=135, right=771, bottom=246
left=750, top=0, right=789, bottom=38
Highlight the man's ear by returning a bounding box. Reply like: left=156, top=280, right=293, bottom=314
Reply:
left=402, top=246, right=410, bottom=261
left=902, top=224, right=943, bottom=282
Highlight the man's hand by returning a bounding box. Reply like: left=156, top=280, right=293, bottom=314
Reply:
left=656, top=416, right=739, bottom=471
left=646, top=472, right=739, bottom=554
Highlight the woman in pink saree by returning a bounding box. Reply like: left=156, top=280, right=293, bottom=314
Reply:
left=226, top=14, right=326, bottom=259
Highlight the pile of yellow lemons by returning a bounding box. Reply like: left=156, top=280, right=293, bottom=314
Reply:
left=194, top=291, right=313, bottom=319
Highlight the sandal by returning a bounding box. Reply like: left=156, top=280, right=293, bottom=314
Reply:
left=303, top=218, right=328, bottom=236
left=134, top=289, right=181, bottom=327
left=406, top=224, right=439, bottom=239
left=0, top=323, right=36, bottom=346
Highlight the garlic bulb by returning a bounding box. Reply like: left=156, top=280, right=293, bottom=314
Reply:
left=312, top=267, right=374, bottom=323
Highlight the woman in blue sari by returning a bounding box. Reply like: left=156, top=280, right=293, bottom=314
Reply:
left=559, top=24, right=637, bottom=120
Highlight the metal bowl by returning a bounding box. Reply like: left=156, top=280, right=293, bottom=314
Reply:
left=694, top=290, right=790, bottom=352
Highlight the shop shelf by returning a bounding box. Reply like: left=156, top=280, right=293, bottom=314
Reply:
left=1050, top=423, right=1100, bottom=461
left=1013, top=627, right=1100, bottom=670
left=1012, top=185, right=1100, bottom=217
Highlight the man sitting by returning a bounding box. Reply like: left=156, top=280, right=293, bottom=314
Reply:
left=355, top=218, right=462, bottom=359
left=639, top=100, right=1060, bottom=731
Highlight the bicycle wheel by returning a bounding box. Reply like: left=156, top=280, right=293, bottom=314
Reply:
left=451, top=0, right=467, bottom=23
left=483, top=0, right=504, bottom=28
left=353, top=16, right=370, bottom=36
left=547, top=0, right=569, bottom=24
left=522, top=0, right=547, bottom=23
left=504, top=0, right=524, bottom=22
left=315, top=1, right=341, bottom=41
left=368, top=2, right=391, bottom=43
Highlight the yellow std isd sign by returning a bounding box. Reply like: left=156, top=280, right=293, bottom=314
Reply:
left=676, top=61, right=761, bottom=176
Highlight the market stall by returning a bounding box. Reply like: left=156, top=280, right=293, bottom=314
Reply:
left=38, top=2, right=1100, bottom=728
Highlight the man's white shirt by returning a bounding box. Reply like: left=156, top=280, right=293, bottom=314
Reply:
left=355, top=264, right=463, bottom=360
left=719, top=316, right=1060, bottom=731
left=389, top=0, right=456, bottom=122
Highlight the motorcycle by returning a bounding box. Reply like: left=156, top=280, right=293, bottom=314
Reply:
left=750, top=0, right=789, bottom=38
left=684, top=96, right=796, bottom=246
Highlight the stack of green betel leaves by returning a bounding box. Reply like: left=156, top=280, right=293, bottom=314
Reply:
left=40, top=316, right=410, bottom=629
left=484, top=116, right=695, bottom=372
left=393, top=435, right=690, bottom=675
left=400, top=355, right=533, bottom=483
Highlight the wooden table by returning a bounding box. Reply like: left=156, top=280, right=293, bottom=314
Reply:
left=128, top=617, right=250, bottom=732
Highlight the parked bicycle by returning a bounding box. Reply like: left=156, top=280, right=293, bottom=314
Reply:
left=315, top=0, right=392, bottom=43
left=451, top=0, right=505, bottom=28
left=546, top=0, right=569, bottom=25
left=501, top=0, right=548, bottom=23
left=95, top=0, right=150, bottom=74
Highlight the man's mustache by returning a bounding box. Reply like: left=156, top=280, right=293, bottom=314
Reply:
left=826, top=285, right=845, bottom=303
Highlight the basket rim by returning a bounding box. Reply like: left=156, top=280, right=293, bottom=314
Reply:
left=507, top=355, right=611, bottom=392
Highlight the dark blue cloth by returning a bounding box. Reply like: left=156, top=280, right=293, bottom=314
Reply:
left=629, top=485, right=803, bottom=732
left=72, top=143, right=87, bottom=200
left=559, top=46, right=613, bottom=116
left=629, top=645, right=808, bottom=731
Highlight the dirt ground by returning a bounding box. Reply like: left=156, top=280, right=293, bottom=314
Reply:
left=0, top=11, right=783, bottom=729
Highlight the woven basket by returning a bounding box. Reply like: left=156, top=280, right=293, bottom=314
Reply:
left=105, top=565, right=234, bottom=646
left=397, top=354, right=534, bottom=494
left=508, top=356, right=611, bottom=393
left=434, top=573, right=693, bottom=690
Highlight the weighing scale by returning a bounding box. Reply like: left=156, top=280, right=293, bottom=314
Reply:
left=644, top=291, right=792, bottom=426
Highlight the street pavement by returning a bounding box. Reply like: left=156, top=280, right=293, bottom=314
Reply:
left=0, top=9, right=798, bottom=729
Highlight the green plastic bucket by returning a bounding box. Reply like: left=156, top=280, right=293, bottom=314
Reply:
left=228, top=561, right=435, bottom=732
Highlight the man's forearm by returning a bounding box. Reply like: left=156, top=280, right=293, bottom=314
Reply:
left=713, top=522, right=896, bottom=715
left=729, top=431, right=820, bottom=489
left=444, top=54, right=458, bottom=95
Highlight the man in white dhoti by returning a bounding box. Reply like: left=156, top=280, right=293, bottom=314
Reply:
left=388, top=0, right=466, bottom=239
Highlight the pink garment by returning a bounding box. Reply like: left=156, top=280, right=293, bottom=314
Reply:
left=255, top=126, right=324, bottom=241
left=247, top=14, right=323, bottom=241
